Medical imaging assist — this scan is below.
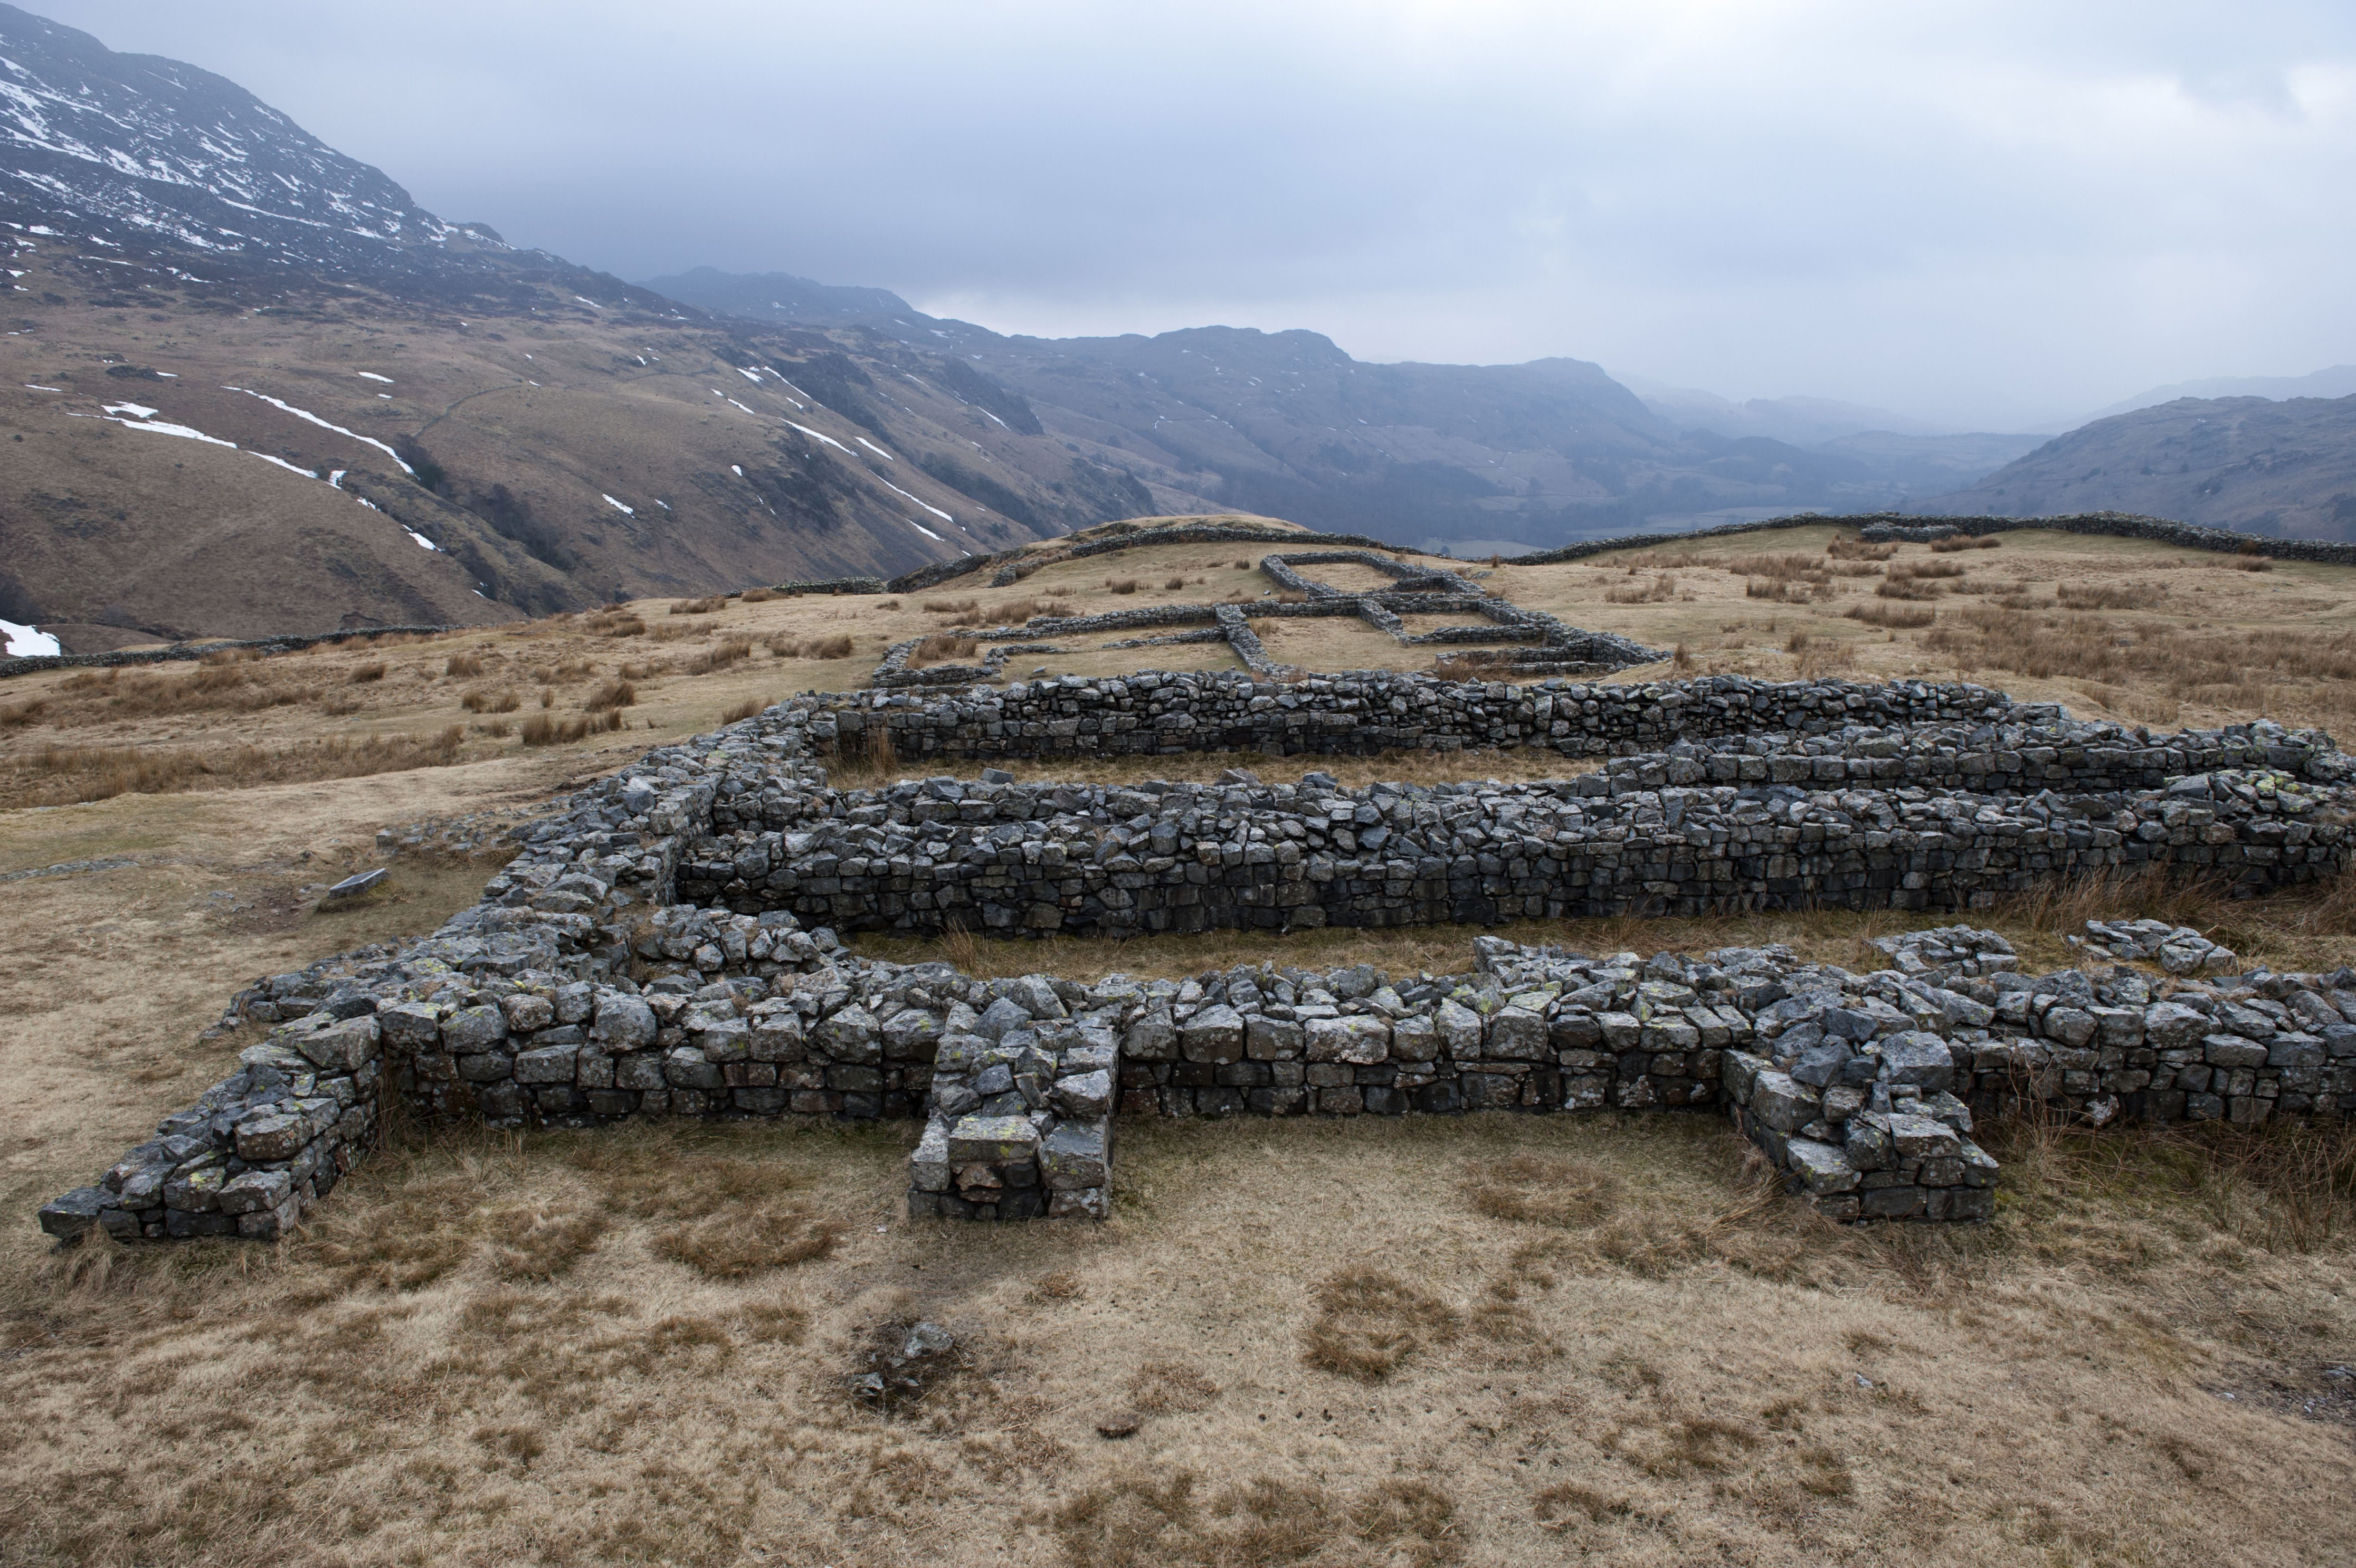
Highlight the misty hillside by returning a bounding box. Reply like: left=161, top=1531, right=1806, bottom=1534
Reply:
left=1920, top=395, right=2356, bottom=539
left=0, top=6, right=1170, bottom=645
left=2080, top=366, right=2356, bottom=424
left=640, top=277, right=2036, bottom=552
left=639, top=267, right=914, bottom=325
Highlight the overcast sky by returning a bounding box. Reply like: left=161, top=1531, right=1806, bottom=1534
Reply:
left=34, top=0, right=2356, bottom=428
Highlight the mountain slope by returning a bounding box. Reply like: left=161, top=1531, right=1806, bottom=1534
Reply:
left=1919, top=395, right=2356, bottom=538
left=638, top=266, right=914, bottom=325
left=0, top=5, right=1177, bottom=644
left=2081, top=366, right=2356, bottom=425
left=656, top=285, right=2021, bottom=548
left=0, top=0, right=517, bottom=279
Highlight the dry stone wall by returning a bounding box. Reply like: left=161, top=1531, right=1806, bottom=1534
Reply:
left=36, top=671, right=2356, bottom=1245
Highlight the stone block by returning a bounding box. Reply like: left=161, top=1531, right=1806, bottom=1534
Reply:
left=1748, top=1070, right=1817, bottom=1135
left=949, top=1115, right=1043, bottom=1163
left=1041, top=1122, right=1110, bottom=1189
left=440, top=1005, right=508, bottom=1054
left=1878, top=1032, right=1956, bottom=1093
left=1305, top=1015, right=1390, bottom=1064
left=233, top=1112, right=304, bottom=1163
left=514, top=1045, right=579, bottom=1084
left=818, top=1006, right=882, bottom=1063
left=1246, top=1015, right=1306, bottom=1060
left=1785, top=1138, right=1860, bottom=1194
left=1054, top=1069, right=1114, bottom=1118
left=1180, top=1004, right=1246, bottom=1062
left=1488, top=1007, right=1549, bottom=1061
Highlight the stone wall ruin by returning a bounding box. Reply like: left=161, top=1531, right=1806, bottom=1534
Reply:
left=36, top=669, right=2356, bottom=1245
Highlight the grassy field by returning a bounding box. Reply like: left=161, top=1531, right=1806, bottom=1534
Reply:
left=3, top=522, right=2355, bottom=1565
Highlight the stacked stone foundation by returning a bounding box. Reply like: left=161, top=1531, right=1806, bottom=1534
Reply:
left=37, top=671, right=2356, bottom=1244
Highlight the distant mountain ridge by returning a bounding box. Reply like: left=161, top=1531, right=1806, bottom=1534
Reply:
left=1919, top=394, right=2356, bottom=538
left=2081, top=366, right=2356, bottom=425
left=638, top=266, right=914, bottom=325
left=641, top=274, right=2039, bottom=550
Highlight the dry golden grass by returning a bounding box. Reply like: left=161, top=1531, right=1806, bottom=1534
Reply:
left=520, top=709, right=624, bottom=746
left=720, top=696, right=771, bottom=724
left=1930, top=534, right=2003, bottom=553
left=6, top=1009, right=2356, bottom=1565
left=6, top=522, right=2356, bottom=1565
left=1608, top=573, right=1680, bottom=604
left=14, top=726, right=467, bottom=806
left=583, top=676, right=636, bottom=712
left=912, top=632, right=981, bottom=668
left=1845, top=600, right=1936, bottom=629
left=1302, top=1267, right=1464, bottom=1381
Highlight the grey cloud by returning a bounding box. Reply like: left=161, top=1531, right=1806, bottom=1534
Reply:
left=33, top=0, right=2356, bottom=428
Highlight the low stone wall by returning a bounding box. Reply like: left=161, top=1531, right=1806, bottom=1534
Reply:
left=812, top=671, right=2038, bottom=764
left=770, top=577, right=888, bottom=596
left=36, top=670, right=2356, bottom=1245
left=0, top=623, right=466, bottom=681
left=674, top=746, right=2348, bottom=942
left=1511, top=509, right=2356, bottom=568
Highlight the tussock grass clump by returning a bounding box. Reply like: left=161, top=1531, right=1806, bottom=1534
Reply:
left=1846, top=600, right=1936, bottom=629
left=670, top=595, right=725, bottom=615
left=1747, top=577, right=1827, bottom=603
left=588, top=609, right=647, bottom=637
left=1053, top=1471, right=1463, bottom=1568
left=1608, top=573, right=1678, bottom=604
left=652, top=1212, right=842, bottom=1279
left=686, top=637, right=752, bottom=675
left=924, top=597, right=980, bottom=617
left=1732, top=552, right=1831, bottom=583
left=1164, top=575, right=1187, bottom=590
left=17, top=726, right=466, bottom=804
left=1931, top=533, right=2003, bottom=552
left=1128, top=1360, right=1220, bottom=1416
left=912, top=632, right=980, bottom=668
left=719, top=697, right=771, bottom=723
left=520, top=710, right=624, bottom=746
left=1826, top=536, right=1897, bottom=561
left=2057, top=581, right=2165, bottom=610
left=0, top=696, right=48, bottom=728
left=1303, top=1267, right=1461, bottom=1381
left=460, top=687, right=521, bottom=713
left=445, top=651, right=484, bottom=677
left=53, top=663, right=308, bottom=719
left=485, top=1205, right=610, bottom=1282
left=553, top=1132, right=845, bottom=1279
left=584, top=677, right=636, bottom=712
left=1106, top=577, right=1140, bottom=595
left=739, top=586, right=779, bottom=603
left=761, top=632, right=803, bottom=657
left=1465, top=1154, right=1621, bottom=1228
left=807, top=633, right=855, bottom=659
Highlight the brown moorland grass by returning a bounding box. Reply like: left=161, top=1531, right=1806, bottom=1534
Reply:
left=1845, top=600, right=1937, bottom=629
left=7, top=528, right=2356, bottom=1562
left=14, top=727, right=466, bottom=806
left=912, top=632, right=981, bottom=668
left=7, top=729, right=2356, bottom=1562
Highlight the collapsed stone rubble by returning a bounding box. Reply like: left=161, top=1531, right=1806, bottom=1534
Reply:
left=872, top=551, right=1665, bottom=686
left=34, top=671, right=2356, bottom=1244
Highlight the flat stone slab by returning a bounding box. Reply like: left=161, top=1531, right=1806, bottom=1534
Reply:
left=946, top=1115, right=1041, bottom=1163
